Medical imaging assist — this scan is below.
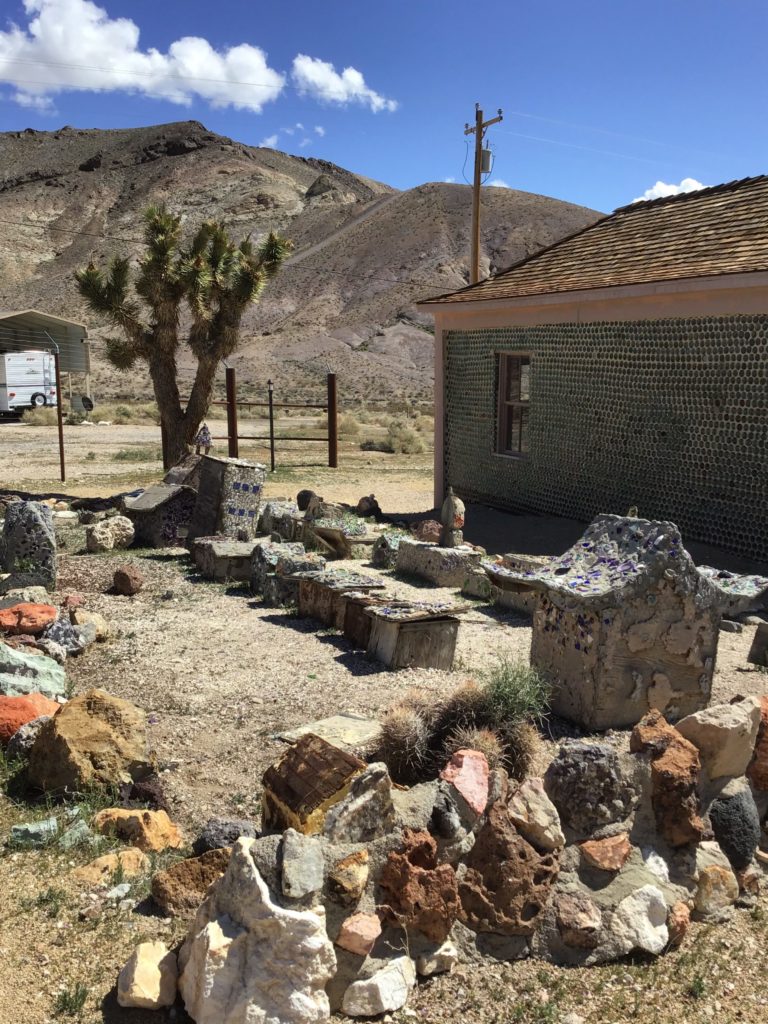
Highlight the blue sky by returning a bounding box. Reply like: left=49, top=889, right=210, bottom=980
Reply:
left=1, top=0, right=766, bottom=213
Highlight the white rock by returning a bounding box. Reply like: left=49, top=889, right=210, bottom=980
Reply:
left=179, top=838, right=336, bottom=1024
left=507, top=777, right=565, bottom=851
left=85, top=516, right=135, bottom=553
left=676, top=697, right=762, bottom=779
left=117, top=941, right=177, bottom=1009
left=416, top=940, right=458, bottom=977
left=342, top=957, right=416, bottom=1017
left=609, top=884, right=668, bottom=956
left=641, top=847, right=670, bottom=882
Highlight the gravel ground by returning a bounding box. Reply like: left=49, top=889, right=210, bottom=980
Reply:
left=1, top=468, right=767, bottom=1022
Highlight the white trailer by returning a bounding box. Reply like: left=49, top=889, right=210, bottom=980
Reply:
left=0, top=349, right=58, bottom=415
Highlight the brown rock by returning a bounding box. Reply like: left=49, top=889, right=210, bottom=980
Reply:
left=0, top=603, right=58, bottom=635
left=71, top=847, right=149, bottom=884
left=114, top=565, right=144, bottom=597
left=328, top=850, right=369, bottom=905
left=413, top=520, right=441, bottom=544
left=630, top=710, right=705, bottom=847
left=694, top=864, right=739, bottom=918
left=27, top=688, right=153, bottom=793
left=379, top=829, right=460, bottom=942
left=736, top=863, right=762, bottom=895
left=747, top=695, right=768, bottom=791
left=151, top=848, right=230, bottom=916
left=62, top=593, right=86, bottom=610
left=667, top=901, right=691, bottom=948
left=93, top=808, right=183, bottom=852
left=69, top=608, right=111, bottom=641
left=580, top=833, right=632, bottom=873
left=458, top=803, right=559, bottom=936
left=554, top=892, right=602, bottom=948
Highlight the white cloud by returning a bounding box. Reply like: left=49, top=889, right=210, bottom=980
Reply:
left=488, top=178, right=510, bottom=188
left=633, top=177, right=707, bottom=203
left=298, top=137, right=311, bottom=148
left=0, top=0, right=285, bottom=112
left=443, top=176, right=455, bottom=183
left=314, top=125, right=325, bottom=136
left=259, top=133, right=278, bottom=148
left=292, top=54, right=397, bottom=112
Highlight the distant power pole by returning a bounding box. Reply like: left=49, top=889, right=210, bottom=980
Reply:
left=464, top=103, right=503, bottom=284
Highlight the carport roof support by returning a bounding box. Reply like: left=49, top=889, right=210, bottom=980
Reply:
left=0, top=309, right=89, bottom=374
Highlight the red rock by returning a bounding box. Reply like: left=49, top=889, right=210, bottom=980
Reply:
left=113, top=565, right=144, bottom=597
left=62, top=594, right=86, bottom=611
left=459, top=802, right=559, bottom=936
left=630, top=710, right=705, bottom=847
left=379, top=829, right=460, bottom=942
left=335, top=913, right=382, bottom=956
left=0, top=603, right=58, bottom=636
left=747, top=695, right=768, bottom=791
left=580, top=833, right=632, bottom=872
left=667, top=901, right=690, bottom=948
left=413, top=520, right=441, bottom=544
left=440, top=748, right=489, bottom=816
left=0, top=693, right=60, bottom=746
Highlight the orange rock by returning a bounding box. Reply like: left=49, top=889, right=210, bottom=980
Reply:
left=92, top=808, right=183, bottom=853
left=336, top=913, right=382, bottom=956
left=631, top=710, right=705, bottom=848
left=0, top=603, right=58, bottom=635
left=667, top=901, right=691, bottom=948
left=747, top=695, right=768, bottom=791
left=580, top=833, right=632, bottom=872
left=71, top=847, right=150, bottom=884
left=0, top=693, right=59, bottom=746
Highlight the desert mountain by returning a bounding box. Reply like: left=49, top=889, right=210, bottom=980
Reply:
left=0, top=120, right=601, bottom=403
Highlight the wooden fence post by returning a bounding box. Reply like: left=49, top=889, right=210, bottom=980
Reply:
left=327, top=372, right=338, bottom=468
left=226, top=366, right=239, bottom=458
left=268, top=379, right=276, bottom=472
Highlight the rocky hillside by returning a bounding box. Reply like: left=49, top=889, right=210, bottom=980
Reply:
left=0, top=120, right=602, bottom=403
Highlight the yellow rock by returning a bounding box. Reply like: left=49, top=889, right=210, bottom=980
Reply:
left=93, top=808, right=183, bottom=852
left=71, top=847, right=149, bottom=884
left=117, top=941, right=178, bottom=1009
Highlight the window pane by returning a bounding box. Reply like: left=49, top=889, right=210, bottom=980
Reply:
left=505, top=406, right=521, bottom=452
left=520, top=360, right=530, bottom=401
left=505, top=357, right=521, bottom=401
left=520, top=407, right=530, bottom=452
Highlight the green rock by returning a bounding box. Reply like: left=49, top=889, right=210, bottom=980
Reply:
left=0, top=644, right=67, bottom=699
left=11, top=816, right=58, bottom=847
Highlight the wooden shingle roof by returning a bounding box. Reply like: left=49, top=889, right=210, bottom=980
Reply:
left=422, top=176, right=768, bottom=305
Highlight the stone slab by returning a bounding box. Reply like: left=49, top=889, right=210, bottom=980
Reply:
left=395, top=538, right=481, bottom=588
left=275, top=713, right=382, bottom=751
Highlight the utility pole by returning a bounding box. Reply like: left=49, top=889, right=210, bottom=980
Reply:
left=464, top=103, right=503, bottom=284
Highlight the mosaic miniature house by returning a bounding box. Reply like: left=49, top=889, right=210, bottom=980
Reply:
left=187, top=456, right=266, bottom=543
left=124, top=484, right=197, bottom=547
left=502, top=514, right=722, bottom=730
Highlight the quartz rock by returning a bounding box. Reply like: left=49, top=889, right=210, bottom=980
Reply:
left=416, top=940, right=458, bottom=976
left=178, top=838, right=336, bottom=1024
left=609, top=885, right=668, bottom=956
left=676, top=697, right=762, bottom=779
left=117, top=941, right=178, bottom=1009
left=341, top=956, right=416, bottom=1017
left=507, top=777, right=565, bottom=852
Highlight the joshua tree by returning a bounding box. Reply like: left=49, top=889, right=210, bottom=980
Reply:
left=76, top=205, right=291, bottom=466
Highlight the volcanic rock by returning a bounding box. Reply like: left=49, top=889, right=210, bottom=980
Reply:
left=459, top=802, right=559, bottom=936
left=544, top=741, right=638, bottom=836
left=113, top=565, right=144, bottom=596
left=709, top=787, right=762, bottom=871
left=379, top=829, right=460, bottom=942
left=192, top=816, right=259, bottom=856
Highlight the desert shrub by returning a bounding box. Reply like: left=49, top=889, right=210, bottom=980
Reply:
left=415, top=415, right=435, bottom=435
left=443, top=726, right=504, bottom=770
left=65, top=411, right=85, bottom=425
left=376, top=665, right=548, bottom=784
left=386, top=418, right=425, bottom=455
left=338, top=413, right=361, bottom=437
left=113, top=447, right=163, bottom=462
left=483, top=657, right=550, bottom=727
left=21, top=407, right=58, bottom=426
left=498, top=720, right=542, bottom=781
left=360, top=438, right=394, bottom=453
